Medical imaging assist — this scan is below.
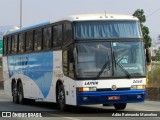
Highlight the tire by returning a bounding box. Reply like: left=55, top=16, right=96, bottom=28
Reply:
left=114, top=103, right=127, bottom=110
left=57, top=84, right=66, bottom=111
left=25, top=99, right=35, bottom=105
left=12, top=83, right=19, bottom=104
left=103, top=104, right=113, bottom=106
left=17, top=82, right=25, bottom=104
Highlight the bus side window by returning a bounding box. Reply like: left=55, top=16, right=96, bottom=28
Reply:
left=62, top=46, right=75, bottom=78
left=11, top=36, right=15, bottom=54
left=19, top=33, right=25, bottom=53
left=34, top=29, right=42, bottom=51
left=63, top=50, right=68, bottom=76
left=53, top=25, right=62, bottom=48
left=7, top=36, right=12, bottom=54
left=68, top=47, right=74, bottom=78
left=63, top=23, right=72, bottom=46
left=43, top=27, right=52, bottom=50
left=3, top=37, right=7, bottom=55
left=14, top=35, right=18, bottom=54
left=11, top=35, right=18, bottom=54
left=26, top=31, right=33, bottom=52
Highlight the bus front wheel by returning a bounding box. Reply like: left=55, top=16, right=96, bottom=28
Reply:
left=57, top=84, right=66, bottom=111
left=114, top=103, right=127, bottom=110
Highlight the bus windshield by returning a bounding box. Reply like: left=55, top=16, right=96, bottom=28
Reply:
left=74, top=21, right=141, bottom=39
left=75, top=41, right=145, bottom=79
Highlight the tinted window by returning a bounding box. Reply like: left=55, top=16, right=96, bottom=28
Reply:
left=68, top=46, right=74, bottom=78
left=74, top=21, right=142, bottom=39
left=53, top=25, right=62, bottom=48
left=62, top=46, right=74, bottom=78
left=11, top=36, right=14, bottom=54
left=76, top=42, right=112, bottom=78
left=3, top=37, right=7, bottom=55
left=63, top=50, right=68, bottom=75
left=43, top=27, right=52, bottom=49
left=112, top=42, right=145, bottom=77
left=11, top=35, right=18, bottom=54
left=7, top=37, right=12, bottom=54
left=19, top=33, right=25, bottom=53
left=63, top=23, right=72, bottom=45
left=26, top=31, right=33, bottom=51
left=34, top=29, right=42, bottom=51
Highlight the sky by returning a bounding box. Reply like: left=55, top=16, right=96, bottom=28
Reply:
left=0, top=0, right=160, bottom=39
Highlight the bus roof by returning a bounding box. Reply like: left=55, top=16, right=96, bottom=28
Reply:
left=5, top=22, right=50, bottom=35
left=58, top=14, right=139, bottom=22
left=5, top=14, right=138, bottom=35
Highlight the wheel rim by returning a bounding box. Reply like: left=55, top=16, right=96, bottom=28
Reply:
left=58, top=87, right=65, bottom=108
left=58, top=91, right=65, bottom=104
left=13, top=85, right=18, bottom=102
left=18, top=84, right=23, bottom=104
left=18, top=92, right=23, bottom=103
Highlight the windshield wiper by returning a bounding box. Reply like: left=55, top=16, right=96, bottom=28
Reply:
left=116, top=61, right=132, bottom=78
left=94, top=59, right=110, bottom=80
left=113, top=51, right=132, bottom=78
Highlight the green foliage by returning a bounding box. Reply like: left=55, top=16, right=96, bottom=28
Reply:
left=158, top=35, right=160, bottom=40
left=144, top=34, right=152, bottom=48
left=133, top=9, right=152, bottom=48
left=133, top=9, right=146, bottom=23
left=147, top=66, right=160, bottom=88
left=142, top=25, right=149, bottom=34
left=153, top=47, right=160, bottom=61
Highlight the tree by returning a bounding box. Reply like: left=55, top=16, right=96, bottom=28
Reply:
left=153, top=47, right=160, bottom=61
left=158, top=35, right=160, bottom=40
left=133, top=9, right=152, bottom=48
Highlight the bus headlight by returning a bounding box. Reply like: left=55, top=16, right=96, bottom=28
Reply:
left=78, top=87, right=97, bottom=92
left=131, top=85, right=146, bottom=90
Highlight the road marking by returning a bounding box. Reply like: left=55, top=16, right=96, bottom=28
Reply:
left=63, top=117, right=81, bottom=120
left=52, top=114, right=81, bottom=120
left=131, top=108, right=157, bottom=111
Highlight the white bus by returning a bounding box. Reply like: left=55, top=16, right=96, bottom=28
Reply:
left=3, top=14, right=147, bottom=111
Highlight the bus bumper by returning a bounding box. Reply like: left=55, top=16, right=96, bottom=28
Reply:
left=77, top=90, right=146, bottom=105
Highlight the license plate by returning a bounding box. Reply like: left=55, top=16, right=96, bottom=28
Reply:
left=108, top=96, right=120, bottom=100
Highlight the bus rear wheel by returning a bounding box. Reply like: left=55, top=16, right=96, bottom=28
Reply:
left=17, top=82, right=25, bottom=104
left=57, top=84, right=66, bottom=111
left=114, top=103, right=127, bottom=110
left=12, top=83, right=18, bottom=103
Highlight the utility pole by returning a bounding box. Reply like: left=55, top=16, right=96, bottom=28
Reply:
left=20, top=0, right=22, bottom=28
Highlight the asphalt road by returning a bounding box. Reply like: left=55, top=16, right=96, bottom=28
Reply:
left=0, top=89, right=159, bottom=120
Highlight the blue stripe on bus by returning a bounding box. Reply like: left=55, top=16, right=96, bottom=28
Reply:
left=8, top=51, right=53, bottom=98
left=77, top=90, right=146, bottom=105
